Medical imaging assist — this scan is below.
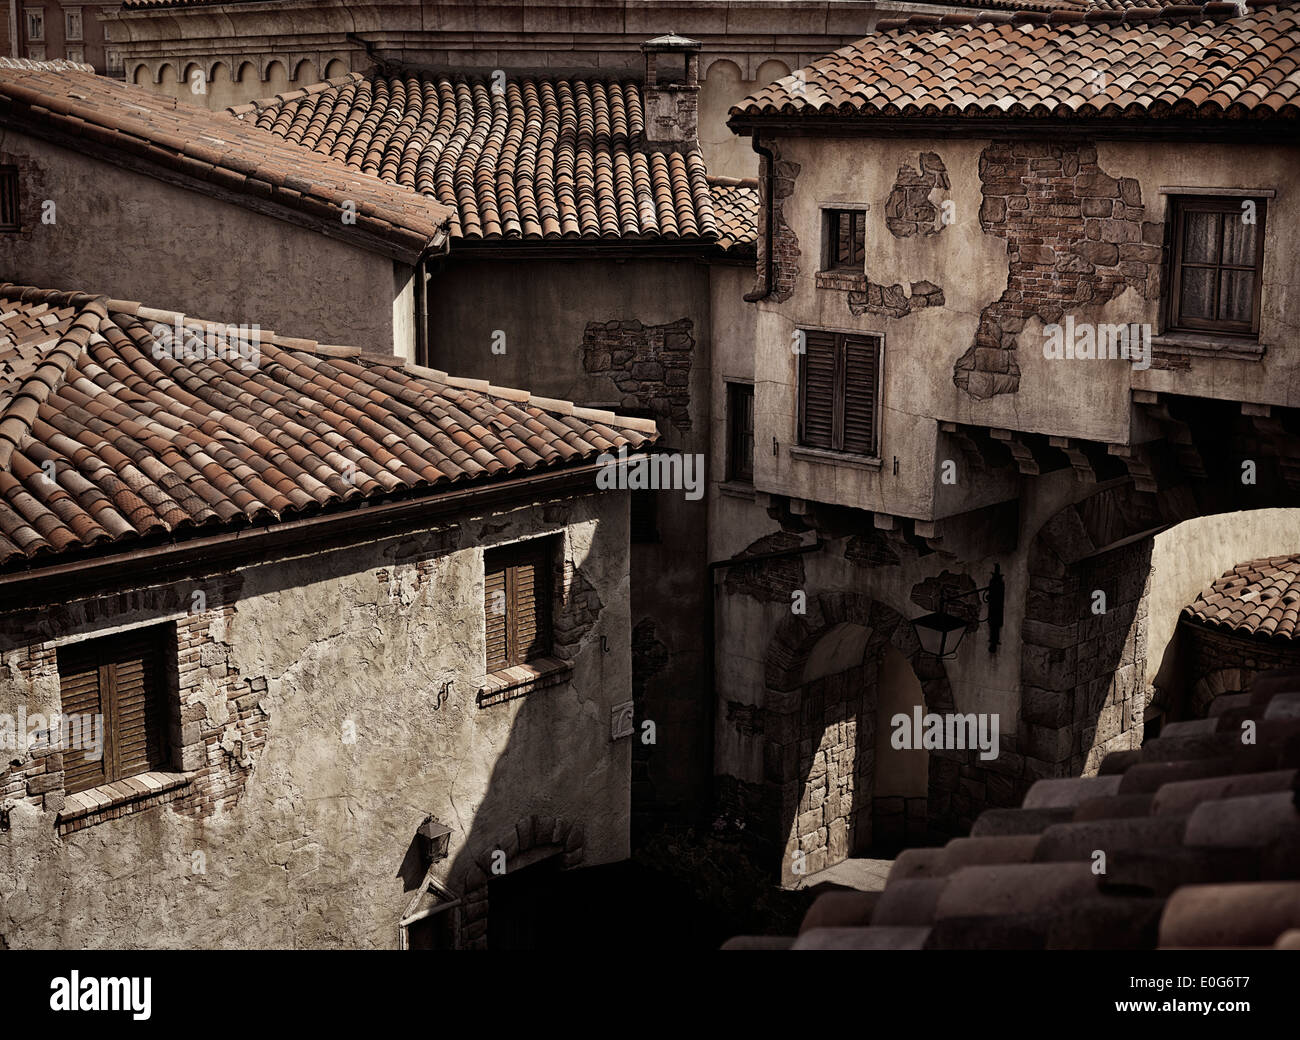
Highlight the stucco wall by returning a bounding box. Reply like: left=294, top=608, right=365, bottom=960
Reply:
left=748, top=134, right=1300, bottom=520
left=0, top=130, right=404, bottom=357
left=0, top=492, right=632, bottom=949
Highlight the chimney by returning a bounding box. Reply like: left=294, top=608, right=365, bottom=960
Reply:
left=640, top=33, right=701, bottom=147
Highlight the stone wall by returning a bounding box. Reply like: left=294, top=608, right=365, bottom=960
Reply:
left=581, top=318, right=694, bottom=433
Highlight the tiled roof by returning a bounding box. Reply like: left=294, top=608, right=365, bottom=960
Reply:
left=1183, top=555, right=1300, bottom=641
left=733, top=668, right=1300, bottom=950
left=0, top=283, right=656, bottom=568
left=0, top=65, right=452, bottom=263
left=230, top=71, right=721, bottom=243
left=0, top=57, right=94, bottom=73
left=730, top=1, right=1300, bottom=124
left=706, top=177, right=759, bottom=252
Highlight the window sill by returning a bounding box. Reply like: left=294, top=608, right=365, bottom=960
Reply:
left=477, top=656, right=572, bottom=708
left=57, top=770, right=195, bottom=832
left=718, top=481, right=756, bottom=500
left=815, top=270, right=867, bottom=292
left=788, top=445, right=883, bottom=470
left=1150, top=332, right=1266, bottom=361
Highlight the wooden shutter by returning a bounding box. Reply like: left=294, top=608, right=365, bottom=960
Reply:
left=841, top=335, right=878, bottom=456
left=57, top=627, right=169, bottom=794
left=57, top=647, right=107, bottom=795
left=485, top=562, right=509, bottom=672
left=110, top=630, right=168, bottom=780
left=485, top=541, right=553, bottom=670
left=800, top=330, right=837, bottom=450
left=0, top=167, right=19, bottom=232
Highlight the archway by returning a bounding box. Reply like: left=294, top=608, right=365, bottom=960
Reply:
left=763, top=592, right=954, bottom=884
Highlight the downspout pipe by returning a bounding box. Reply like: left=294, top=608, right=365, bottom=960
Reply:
left=743, top=132, right=775, bottom=303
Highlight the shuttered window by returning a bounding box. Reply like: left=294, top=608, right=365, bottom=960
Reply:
left=484, top=541, right=554, bottom=671
left=56, top=627, right=172, bottom=795
left=727, top=382, right=754, bottom=483
left=798, top=330, right=881, bottom=457
left=826, top=210, right=866, bottom=269
left=0, top=167, right=19, bottom=232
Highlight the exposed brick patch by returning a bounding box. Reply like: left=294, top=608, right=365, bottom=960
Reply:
left=553, top=555, right=603, bottom=659
left=885, top=151, right=949, bottom=238
left=848, top=278, right=945, bottom=318
left=581, top=318, right=693, bottom=433
left=723, top=531, right=807, bottom=603
left=755, top=138, right=801, bottom=302
left=954, top=140, right=1163, bottom=400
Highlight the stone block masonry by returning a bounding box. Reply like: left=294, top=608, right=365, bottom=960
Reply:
left=582, top=318, right=694, bottom=433
left=953, top=140, right=1164, bottom=400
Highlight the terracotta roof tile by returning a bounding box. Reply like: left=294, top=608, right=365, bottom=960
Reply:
left=1183, top=553, right=1300, bottom=640
left=705, top=176, right=759, bottom=252
left=730, top=2, right=1300, bottom=125
left=232, top=70, right=724, bottom=244
left=0, top=65, right=452, bottom=263
left=0, top=283, right=655, bottom=569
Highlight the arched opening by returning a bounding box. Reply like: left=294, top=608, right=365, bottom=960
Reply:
left=324, top=58, right=349, bottom=79
left=263, top=60, right=289, bottom=94
left=293, top=59, right=318, bottom=86
left=762, top=593, right=952, bottom=885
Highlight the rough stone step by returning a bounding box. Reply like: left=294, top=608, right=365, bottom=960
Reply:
left=871, top=878, right=949, bottom=926
left=969, top=807, right=1075, bottom=837
left=1072, top=794, right=1154, bottom=821
left=924, top=914, right=1047, bottom=950
left=1022, top=774, right=1123, bottom=809
left=1100, top=846, right=1261, bottom=897
left=1034, top=814, right=1190, bottom=863
left=1264, top=692, right=1300, bottom=721
left=1184, top=791, right=1299, bottom=849
left=1275, top=929, right=1300, bottom=949
left=720, top=935, right=796, bottom=950
left=791, top=926, right=930, bottom=950
left=798, top=891, right=880, bottom=934
left=886, top=847, right=944, bottom=883
left=1159, top=881, right=1300, bottom=948
left=934, top=862, right=1099, bottom=920
left=1141, top=720, right=1300, bottom=763
left=1250, top=668, right=1300, bottom=705
left=926, top=898, right=1163, bottom=950
left=1152, top=769, right=1297, bottom=816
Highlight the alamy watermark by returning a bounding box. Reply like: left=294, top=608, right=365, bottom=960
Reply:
left=0, top=708, right=103, bottom=761
left=151, top=318, right=261, bottom=371
left=596, top=445, right=704, bottom=501
left=1043, top=317, right=1151, bottom=372
left=891, top=707, right=1000, bottom=761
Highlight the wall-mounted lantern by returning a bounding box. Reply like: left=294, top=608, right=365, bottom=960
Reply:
left=417, top=817, right=452, bottom=863
left=912, top=564, right=1004, bottom=658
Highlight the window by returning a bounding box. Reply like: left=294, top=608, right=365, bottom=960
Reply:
left=0, top=168, right=20, bottom=232
left=25, top=8, right=43, bottom=42
left=65, top=8, right=83, bottom=41
left=56, top=627, right=173, bottom=795
left=726, top=382, right=754, bottom=483
left=65, top=46, right=84, bottom=65
left=1167, top=196, right=1265, bottom=337
left=106, top=48, right=124, bottom=75
left=825, top=209, right=866, bottom=270
left=484, top=541, right=553, bottom=671
left=798, top=330, right=881, bottom=457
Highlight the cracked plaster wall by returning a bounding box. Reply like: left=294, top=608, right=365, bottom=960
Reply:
left=0, top=493, right=631, bottom=948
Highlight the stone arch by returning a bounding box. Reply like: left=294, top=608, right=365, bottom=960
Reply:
left=207, top=59, right=229, bottom=83
left=292, top=58, right=318, bottom=85
left=457, top=816, right=584, bottom=950
left=324, top=57, right=349, bottom=79
left=1190, top=668, right=1245, bottom=717
left=263, top=59, right=289, bottom=90
left=131, top=63, right=150, bottom=87
left=154, top=62, right=175, bottom=86
left=762, top=591, right=956, bottom=882
left=235, top=60, right=257, bottom=85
